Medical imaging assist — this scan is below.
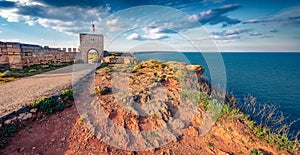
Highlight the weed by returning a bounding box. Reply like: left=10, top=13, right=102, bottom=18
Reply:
left=206, top=141, right=214, bottom=147
left=78, top=117, right=84, bottom=123
left=194, top=146, right=202, bottom=150
left=61, top=89, right=74, bottom=101
left=29, top=89, right=74, bottom=115
left=249, top=148, right=269, bottom=155
left=90, top=93, right=97, bottom=97
left=99, top=87, right=112, bottom=95
left=149, top=131, right=158, bottom=137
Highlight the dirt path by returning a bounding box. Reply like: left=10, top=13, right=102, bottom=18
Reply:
left=0, top=64, right=99, bottom=117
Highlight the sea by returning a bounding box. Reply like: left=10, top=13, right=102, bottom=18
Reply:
left=134, top=52, right=300, bottom=136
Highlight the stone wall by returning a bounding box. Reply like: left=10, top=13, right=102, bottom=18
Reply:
left=79, top=34, right=104, bottom=63
left=0, top=41, right=77, bottom=69
left=103, top=56, right=139, bottom=65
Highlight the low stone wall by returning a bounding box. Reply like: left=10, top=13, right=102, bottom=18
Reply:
left=103, top=56, right=138, bottom=64
left=0, top=42, right=77, bottom=69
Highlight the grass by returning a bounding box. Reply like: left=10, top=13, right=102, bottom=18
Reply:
left=96, top=60, right=300, bottom=154
left=201, top=93, right=300, bottom=154
left=78, top=117, right=84, bottom=123
left=96, top=86, right=112, bottom=95
left=88, top=53, right=98, bottom=60
left=206, top=141, right=214, bottom=147
left=0, top=62, right=73, bottom=85
left=149, top=131, right=158, bottom=137
left=30, top=89, right=74, bottom=115
left=0, top=121, right=20, bottom=148
left=249, top=148, right=269, bottom=155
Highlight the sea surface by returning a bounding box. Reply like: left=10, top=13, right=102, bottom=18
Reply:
left=134, top=52, right=300, bottom=135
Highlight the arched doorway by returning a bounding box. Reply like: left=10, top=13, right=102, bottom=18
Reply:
left=79, top=33, right=104, bottom=64
left=87, top=49, right=99, bottom=64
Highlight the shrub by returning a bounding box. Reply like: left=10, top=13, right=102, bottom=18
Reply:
left=29, top=89, right=74, bottom=115
left=0, top=121, right=20, bottom=148
left=61, top=89, right=74, bottom=101
left=99, top=87, right=112, bottom=95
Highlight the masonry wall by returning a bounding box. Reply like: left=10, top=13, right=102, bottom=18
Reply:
left=80, top=34, right=104, bottom=63
left=103, top=56, right=139, bottom=65
left=0, top=42, right=77, bottom=69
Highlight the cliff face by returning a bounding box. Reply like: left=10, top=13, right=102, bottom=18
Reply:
left=90, top=60, right=288, bottom=154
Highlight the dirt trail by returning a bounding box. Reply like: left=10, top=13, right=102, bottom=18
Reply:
left=0, top=64, right=98, bottom=117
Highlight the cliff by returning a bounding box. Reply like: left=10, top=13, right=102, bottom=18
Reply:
left=0, top=60, right=299, bottom=154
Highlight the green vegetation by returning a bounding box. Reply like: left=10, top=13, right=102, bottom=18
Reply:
left=0, top=89, right=74, bottom=148
left=78, top=117, right=84, bottom=123
left=206, top=141, right=214, bottom=147
left=0, top=62, right=73, bottom=84
left=131, top=60, right=169, bottom=73
left=96, top=86, right=112, bottom=95
left=193, top=146, right=202, bottom=150
left=149, top=131, right=158, bottom=137
left=88, top=53, right=98, bottom=60
left=0, top=121, right=20, bottom=148
left=95, top=60, right=300, bottom=154
left=199, top=92, right=300, bottom=153
left=30, top=89, right=74, bottom=115
left=249, top=148, right=269, bottom=155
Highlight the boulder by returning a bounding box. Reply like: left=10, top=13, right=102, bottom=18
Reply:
left=1, top=70, right=12, bottom=77
left=22, top=113, right=32, bottom=120
left=187, top=65, right=204, bottom=78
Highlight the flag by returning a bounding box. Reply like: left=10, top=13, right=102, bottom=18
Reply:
left=92, top=23, right=95, bottom=32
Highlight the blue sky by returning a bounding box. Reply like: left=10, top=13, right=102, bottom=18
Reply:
left=0, top=0, right=300, bottom=51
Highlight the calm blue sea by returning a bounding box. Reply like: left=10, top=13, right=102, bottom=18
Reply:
left=134, top=52, right=300, bottom=134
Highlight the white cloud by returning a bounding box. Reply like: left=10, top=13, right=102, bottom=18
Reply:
left=106, top=18, right=118, bottom=26
left=143, top=32, right=168, bottom=40
left=7, top=0, right=45, bottom=6
left=243, top=6, right=300, bottom=25
left=249, top=32, right=262, bottom=36
left=126, top=26, right=171, bottom=41
left=0, top=1, right=111, bottom=35
left=127, top=33, right=141, bottom=40
left=0, top=8, right=22, bottom=22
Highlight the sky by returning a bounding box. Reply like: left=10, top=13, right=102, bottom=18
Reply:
left=0, top=0, right=300, bottom=52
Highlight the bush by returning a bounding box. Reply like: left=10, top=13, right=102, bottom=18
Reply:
left=61, top=89, right=74, bottom=101
left=29, top=89, right=74, bottom=115
left=0, top=122, right=20, bottom=148
left=99, top=87, right=112, bottom=95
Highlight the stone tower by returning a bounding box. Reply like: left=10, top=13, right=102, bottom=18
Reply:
left=79, top=33, right=104, bottom=63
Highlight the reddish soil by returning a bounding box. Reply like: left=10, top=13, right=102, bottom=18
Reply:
left=0, top=61, right=291, bottom=155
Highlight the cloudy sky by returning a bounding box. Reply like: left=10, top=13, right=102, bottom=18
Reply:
left=0, top=0, right=300, bottom=51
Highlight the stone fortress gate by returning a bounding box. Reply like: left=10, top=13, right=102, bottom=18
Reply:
left=79, top=33, right=104, bottom=64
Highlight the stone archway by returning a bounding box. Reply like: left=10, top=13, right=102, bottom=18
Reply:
left=79, top=33, right=104, bottom=63
left=87, top=48, right=100, bottom=64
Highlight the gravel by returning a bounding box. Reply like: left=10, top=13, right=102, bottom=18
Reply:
left=0, top=64, right=98, bottom=117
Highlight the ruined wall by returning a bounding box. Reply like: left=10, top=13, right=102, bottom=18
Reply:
left=0, top=42, right=77, bottom=69
left=103, top=56, right=139, bottom=65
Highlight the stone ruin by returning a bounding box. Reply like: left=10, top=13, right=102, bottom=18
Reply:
left=78, top=33, right=138, bottom=65
left=0, top=33, right=139, bottom=69
left=0, top=41, right=77, bottom=69
left=79, top=33, right=104, bottom=64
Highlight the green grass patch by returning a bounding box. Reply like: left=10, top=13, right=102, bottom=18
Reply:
left=0, top=121, right=20, bottom=148
left=30, top=89, right=74, bottom=115
left=0, top=62, right=73, bottom=85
